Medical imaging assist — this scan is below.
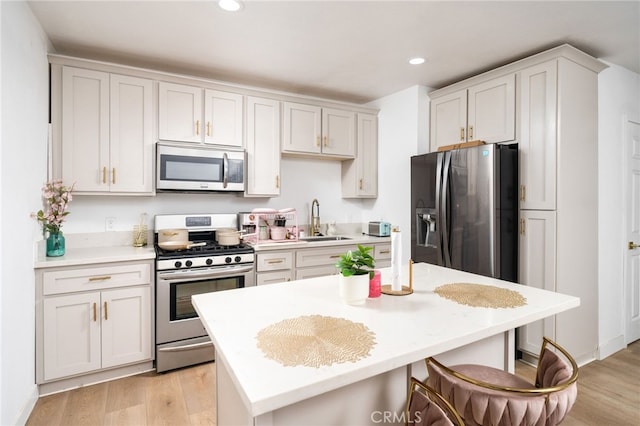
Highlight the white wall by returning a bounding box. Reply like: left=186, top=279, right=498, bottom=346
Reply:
left=63, top=156, right=368, bottom=234
left=365, top=85, right=430, bottom=263
left=0, top=1, right=51, bottom=424
left=597, top=62, right=640, bottom=358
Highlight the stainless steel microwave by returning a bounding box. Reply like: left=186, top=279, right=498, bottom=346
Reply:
left=156, top=142, right=245, bottom=192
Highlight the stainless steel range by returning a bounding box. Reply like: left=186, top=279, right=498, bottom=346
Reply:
left=154, top=214, right=255, bottom=373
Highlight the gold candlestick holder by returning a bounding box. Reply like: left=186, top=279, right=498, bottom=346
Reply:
left=381, top=259, right=414, bottom=296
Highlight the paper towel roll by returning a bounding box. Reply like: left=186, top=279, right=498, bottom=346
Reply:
left=391, top=227, right=402, bottom=291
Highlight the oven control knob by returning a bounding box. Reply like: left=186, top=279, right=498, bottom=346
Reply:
left=174, top=261, right=182, bottom=268
left=206, top=258, right=213, bottom=266
left=235, top=256, right=242, bottom=263
left=186, top=260, right=193, bottom=267
left=225, top=257, right=232, bottom=263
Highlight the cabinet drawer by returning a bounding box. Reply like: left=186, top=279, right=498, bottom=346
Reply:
left=296, top=245, right=357, bottom=268
left=295, top=265, right=339, bottom=281
left=257, top=270, right=294, bottom=285
left=256, top=252, right=293, bottom=272
left=374, top=244, right=391, bottom=261
left=43, top=263, right=151, bottom=295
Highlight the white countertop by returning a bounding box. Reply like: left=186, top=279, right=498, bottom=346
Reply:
left=34, top=245, right=156, bottom=268
left=192, top=263, right=580, bottom=417
left=250, top=234, right=390, bottom=251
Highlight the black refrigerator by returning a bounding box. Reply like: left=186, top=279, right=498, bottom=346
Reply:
left=411, top=144, right=518, bottom=281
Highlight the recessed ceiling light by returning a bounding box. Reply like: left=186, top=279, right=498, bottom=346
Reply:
left=409, top=57, right=426, bottom=65
left=219, top=0, right=242, bottom=12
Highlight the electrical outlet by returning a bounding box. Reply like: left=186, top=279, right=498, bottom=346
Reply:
left=105, top=217, right=116, bottom=232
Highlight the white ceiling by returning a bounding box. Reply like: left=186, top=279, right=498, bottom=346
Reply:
left=28, top=0, right=640, bottom=104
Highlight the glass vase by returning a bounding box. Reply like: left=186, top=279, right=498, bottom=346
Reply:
left=46, top=231, right=65, bottom=257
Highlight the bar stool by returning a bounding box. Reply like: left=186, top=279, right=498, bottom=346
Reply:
left=425, top=337, right=578, bottom=426
left=406, top=376, right=465, bottom=425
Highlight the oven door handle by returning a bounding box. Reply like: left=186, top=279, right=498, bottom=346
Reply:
left=157, top=341, right=214, bottom=353
left=158, top=264, right=254, bottom=283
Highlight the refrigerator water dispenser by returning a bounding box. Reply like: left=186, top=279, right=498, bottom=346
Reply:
left=416, top=208, right=437, bottom=248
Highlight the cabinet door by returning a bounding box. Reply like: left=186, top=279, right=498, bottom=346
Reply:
left=110, top=74, right=154, bottom=193
left=203, top=89, right=243, bottom=147
left=467, top=74, right=515, bottom=143
left=43, top=292, right=101, bottom=380
left=322, top=108, right=356, bottom=157
left=342, top=113, right=378, bottom=198
left=519, top=61, right=557, bottom=210
left=158, top=82, right=203, bottom=143
left=282, top=102, right=322, bottom=154
left=246, top=96, right=281, bottom=196
left=517, top=210, right=556, bottom=356
left=101, top=286, right=152, bottom=368
left=61, top=67, right=110, bottom=192
left=430, top=89, right=467, bottom=150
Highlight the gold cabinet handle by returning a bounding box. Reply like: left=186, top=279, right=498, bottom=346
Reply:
left=88, top=275, right=112, bottom=282
left=629, top=241, right=640, bottom=250
left=102, top=167, right=107, bottom=184
left=460, top=127, right=465, bottom=141
left=359, top=179, right=363, bottom=190
left=93, top=302, right=97, bottom=322
left=520, top=218, right=526, bottom=235
left=323, top=136, right=328, bottom=147
left=196, top=120, right=200, bottom=136
left=104, top=301, right=108, bottom=320
left=267, top=259, right=285, bottom=264
left=316, top=136, right=321, bottom=147
left=468, top=125, right=474, bottom=140
left=206, top=121, right=211, bottom=137
left=379, top=249, right=390, bottom=254
left=276, top=175, right=280, bottom=189
left=520, top=185, right=526, bottom=202
left=329, top=255, right=340, bottom=259
left=112, top=168, right=116, bottom=184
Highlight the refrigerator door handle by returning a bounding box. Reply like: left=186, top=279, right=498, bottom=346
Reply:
left=435, top=152, right=444, bottom=266
left=442, top=151, right=452, bottom=267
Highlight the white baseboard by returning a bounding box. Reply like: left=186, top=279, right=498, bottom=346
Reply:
left=15, top=387, right=39, bottom=426
left=598, top=334, right=626, bottom=360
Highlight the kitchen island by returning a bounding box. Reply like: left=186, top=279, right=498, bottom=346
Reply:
left=192, top=263, right=579, bottom=426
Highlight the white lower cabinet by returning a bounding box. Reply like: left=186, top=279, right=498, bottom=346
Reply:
left=256, top=251, right=294, bottom=285
left=256, top=242, right=392, bottom=284
left=37, top=260, right=153, bottom=384
left=517, top=210, right=556, bottom=356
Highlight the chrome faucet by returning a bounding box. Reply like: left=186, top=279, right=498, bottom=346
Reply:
left=311, top=199, right=321, bottom=236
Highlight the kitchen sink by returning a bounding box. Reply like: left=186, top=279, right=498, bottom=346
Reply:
left=299, top=236, right=352, bottom=242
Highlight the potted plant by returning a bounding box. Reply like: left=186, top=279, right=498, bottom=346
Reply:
left=335, top=245, right=375, bottom=305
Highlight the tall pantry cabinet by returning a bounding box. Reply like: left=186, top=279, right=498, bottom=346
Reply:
left=428, top=45, right=607, bottom=365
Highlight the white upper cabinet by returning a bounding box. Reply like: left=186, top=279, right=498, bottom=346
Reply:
left=430, top=74, right=515, bottom=150
left=158, top=82, right=202, bottom=143
left=342, top=113, right=378, bottom=198
left=518, top=61, right=557, bottom=210
left=282, top=102, right=356, bottom=159
left=203, top=89, right=243, bottom=147
left=109, top=74, right=154, bottom=193
left=246, top=96, right=281, bottom=197
left=59, top=67, right=153, bottom=194
left=158, top=82, right=243, bottom=147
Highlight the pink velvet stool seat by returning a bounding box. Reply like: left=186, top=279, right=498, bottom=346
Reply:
left=426, top=337, right=578, bottom=426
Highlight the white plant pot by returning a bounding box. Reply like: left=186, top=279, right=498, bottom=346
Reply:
left=339, top=273, right=370, bottom=305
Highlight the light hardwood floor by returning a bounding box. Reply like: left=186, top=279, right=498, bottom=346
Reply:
left=27, top=340, right=639, bottom=425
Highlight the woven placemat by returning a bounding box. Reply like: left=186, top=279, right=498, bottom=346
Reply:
left=434, top=283, right=526, bottom=309
left=256, top=315, right=376, bottom=368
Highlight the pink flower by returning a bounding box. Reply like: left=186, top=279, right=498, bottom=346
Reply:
left=32, top=180, right=75, bottom=234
